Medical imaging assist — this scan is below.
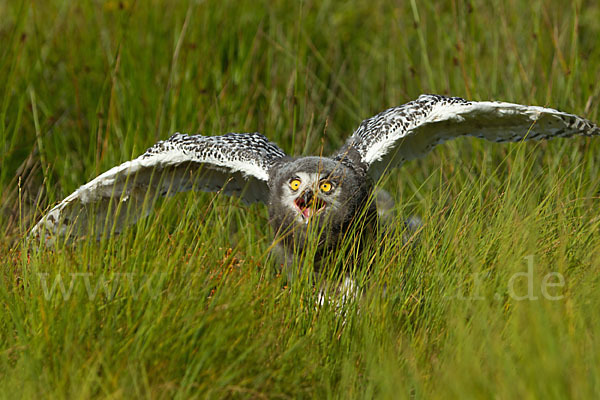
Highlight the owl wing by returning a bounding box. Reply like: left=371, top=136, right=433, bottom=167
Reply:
left=30, top=132, right=287, bottom=243
left=338, top=94, right=600, bottom=181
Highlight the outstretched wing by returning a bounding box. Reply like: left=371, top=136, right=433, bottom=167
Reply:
left=30, top=132, right=287, bottom=243
left=339, top=94, right=600, bottom=180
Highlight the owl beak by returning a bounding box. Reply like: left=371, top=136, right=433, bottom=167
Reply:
left=294, top=189, right=325, bottom=221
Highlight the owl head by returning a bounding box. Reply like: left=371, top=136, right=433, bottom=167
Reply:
left=267, top=156, right=375, bottom=254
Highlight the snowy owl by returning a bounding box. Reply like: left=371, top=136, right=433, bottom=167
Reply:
left=30, top=94, right=600, bottom=271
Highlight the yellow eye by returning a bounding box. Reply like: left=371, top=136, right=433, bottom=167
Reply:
left=289, top=179, right=301, bottom=191
left=319, top=181, right=332, bottom=193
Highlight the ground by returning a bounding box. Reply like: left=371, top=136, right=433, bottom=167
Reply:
left=1, top=0, right=599, bottom=398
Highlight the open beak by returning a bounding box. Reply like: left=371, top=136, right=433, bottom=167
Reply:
left=294, top=189, right=326, bottom=221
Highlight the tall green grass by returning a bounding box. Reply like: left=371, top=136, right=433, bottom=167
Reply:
left=1, top=0, right=599, bottom=398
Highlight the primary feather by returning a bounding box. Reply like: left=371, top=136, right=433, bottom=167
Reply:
left=342, top=94, right=600, bottom=180
left=30, top=132, right=287, bottom=243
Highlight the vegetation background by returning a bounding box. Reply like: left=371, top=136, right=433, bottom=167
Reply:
left=1, top=0, right=599, bottom=398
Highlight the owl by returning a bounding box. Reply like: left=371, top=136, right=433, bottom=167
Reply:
left=30, top=94, right=600, bottom=275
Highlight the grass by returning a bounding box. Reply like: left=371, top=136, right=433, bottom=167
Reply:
left=1, top=0, right=600, bottom=398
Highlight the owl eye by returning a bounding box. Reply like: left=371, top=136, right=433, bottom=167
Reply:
left=319, top=181, right=333, bottom=193
left=289, top=178, right=301, bottom=191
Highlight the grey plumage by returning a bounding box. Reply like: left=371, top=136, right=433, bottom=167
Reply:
left=30, top=94, right=600, bottom=272
left=267, top=156, right=376, bottom=276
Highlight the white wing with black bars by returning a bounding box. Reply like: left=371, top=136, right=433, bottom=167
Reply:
left=341, top=94, right=600, bottom=181
left=30, top=132, right=287, bottom=244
